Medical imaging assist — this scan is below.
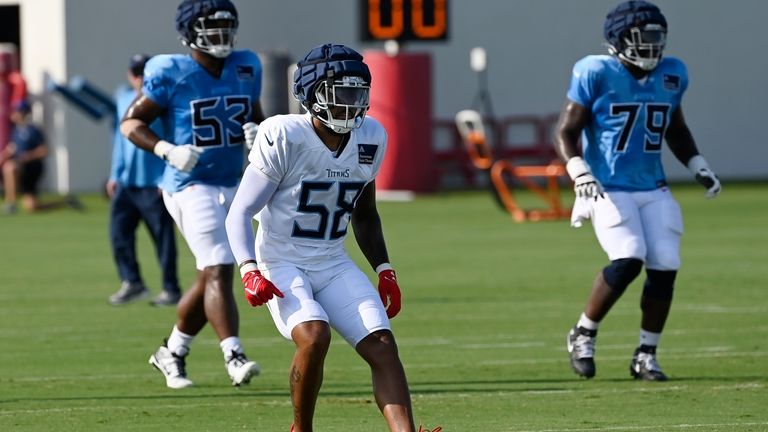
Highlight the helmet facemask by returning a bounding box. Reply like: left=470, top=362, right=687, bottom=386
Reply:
left=311, top=75, right=370, bottom=134
left=190, top=10, right=238, bottom=58
left=615, top=23, right=666, bottom=71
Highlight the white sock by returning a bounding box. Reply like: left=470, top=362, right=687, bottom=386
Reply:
left=220, top=336, right=243, bottom=358
left=639, top=329, right=661, bottom=347
left=167, top=325, right=194, bottom=357
left=577, top=313, right=600, bottom=331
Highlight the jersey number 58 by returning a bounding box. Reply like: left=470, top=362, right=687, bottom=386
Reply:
left=292, top=181, right=366, bottom=240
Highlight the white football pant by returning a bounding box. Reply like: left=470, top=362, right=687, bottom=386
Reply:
left=262, top=260, right=390, bottom=347
left=163, top=184, right=237, bottom=270
left=591, top=188, right=683, bottom=271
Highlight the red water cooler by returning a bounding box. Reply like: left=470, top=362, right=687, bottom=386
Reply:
left=364, top=51, right=437, bottom=193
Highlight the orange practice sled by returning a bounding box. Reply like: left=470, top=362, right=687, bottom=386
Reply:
left=454, top=109, right=571, bottom=222
left=454, top=110, right=494, bottom=171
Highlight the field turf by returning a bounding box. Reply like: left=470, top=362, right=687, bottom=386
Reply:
left=1, top=182, right=766, bottom=431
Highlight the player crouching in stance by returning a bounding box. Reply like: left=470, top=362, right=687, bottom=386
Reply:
left=225, top=44, right=416, bottom=431
left=121, top=0, right=266, bottom=389
left=554, top=1, right=721, bottom=381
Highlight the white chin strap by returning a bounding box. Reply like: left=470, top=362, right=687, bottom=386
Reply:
left=311, top=104, right=367, bottom=134
left=618, top=53, right=659, bottom=71
left=314, top=110, right=363, bottom=134
left=196, top=44, right=232, bottom=58
left=328, top=124, right=353, bottom=134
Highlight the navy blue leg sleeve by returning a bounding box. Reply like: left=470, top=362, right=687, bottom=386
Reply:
left=602, top=258, right=644, bottom=295
left=643, top=269, right=676, bottom=301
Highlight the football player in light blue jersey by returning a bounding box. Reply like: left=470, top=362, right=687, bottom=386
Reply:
left=142, top=49, right=262, bottom=193
left=120, top=0, right=266, bottom=390
left=225, top=44, right=417, bottom=432
left=554, top=1, right=721, bottom=382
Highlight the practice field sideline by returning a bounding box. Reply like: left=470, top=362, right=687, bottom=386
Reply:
left=1, top=183, right=766, bottom=431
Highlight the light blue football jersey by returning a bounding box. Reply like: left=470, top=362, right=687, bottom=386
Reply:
left=567, top=55, right=688, bottom=191
left=142, top=50, right=262, bottom=193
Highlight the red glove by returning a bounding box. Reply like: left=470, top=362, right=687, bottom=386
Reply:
left=377, top=268, right=401, bottom=318
left=241, top=267, right=284, bottom=307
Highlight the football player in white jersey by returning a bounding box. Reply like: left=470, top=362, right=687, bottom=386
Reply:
left=225, top=44, right=416, bottom=432
left=554, top=1, right=721, bottom=382
left=120, top=0, right=266, bottom=389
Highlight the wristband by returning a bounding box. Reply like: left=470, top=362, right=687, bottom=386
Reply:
left=686, top=155, right=710, bottom=174
left=375, top=263, right=393, bottom=274
left=238, top=260, right=259, bottom=278
left=565, top=156, right=590, bottom=181
left=153, top=140, right=174, bottom=160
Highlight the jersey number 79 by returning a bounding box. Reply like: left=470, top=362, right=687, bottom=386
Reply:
left=610, top=102, right=671, bottom=153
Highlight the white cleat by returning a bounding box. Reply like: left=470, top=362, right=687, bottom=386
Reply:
left=149, top=343, right=193, bottom=389
left=226, top=351, right=260, bottom=386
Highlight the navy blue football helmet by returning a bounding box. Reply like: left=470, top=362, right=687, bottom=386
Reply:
left=175, top=0, right=238, bottom=58
left=604, top=1, right=667, bottom=71
left=293, top=43, right=372, bottom=134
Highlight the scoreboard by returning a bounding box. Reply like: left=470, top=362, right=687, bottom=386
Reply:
left=360, top=0, right=448, bottom=42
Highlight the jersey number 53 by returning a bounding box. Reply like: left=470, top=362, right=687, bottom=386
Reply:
left=191, top=96, right=251, bottom=148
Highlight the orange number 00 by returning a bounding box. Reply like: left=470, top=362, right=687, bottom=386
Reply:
left=368, top=0, right=446, bottom=40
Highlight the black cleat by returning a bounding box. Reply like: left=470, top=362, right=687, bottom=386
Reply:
left=567, top=325, right=597, bottom=378
left=630, top=345, right=668, bottom=381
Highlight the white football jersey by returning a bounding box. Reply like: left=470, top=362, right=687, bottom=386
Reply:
left=248, top=113, right=387, bottom=270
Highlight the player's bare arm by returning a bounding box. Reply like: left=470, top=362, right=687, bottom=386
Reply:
left=121, top=94, right=201, bottom=172
left=120, top=94, right=165, bottom=153
left=351, top=180, right=402, bottom=319
left=351, top=181, right=390, bottom=270
left=554, top=100, right=603, bottom=199
left=664, top=107, right=699, bottom=164
left=665, top=106, right=721, bottom=197
left=251, top=101, right=266, bottom=124
left=554, top=100, right=590, bottom=161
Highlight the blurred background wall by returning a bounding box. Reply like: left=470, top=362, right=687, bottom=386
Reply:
left=2, top=0, right=766, bottom=193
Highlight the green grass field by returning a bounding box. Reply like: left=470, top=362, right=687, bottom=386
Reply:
left=1, top=183, right=766, bottom=431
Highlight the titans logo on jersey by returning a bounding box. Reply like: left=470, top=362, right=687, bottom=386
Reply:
left=142, top=50, right=263, bottom=192
left=567, top=55, right=688, bottom=191
left=247, top=113, right=387, bottom=269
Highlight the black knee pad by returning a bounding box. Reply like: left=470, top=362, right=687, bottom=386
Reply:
left=602, top=258, right=644, bottom=295
left=643, top=269, right=677, bottom=300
